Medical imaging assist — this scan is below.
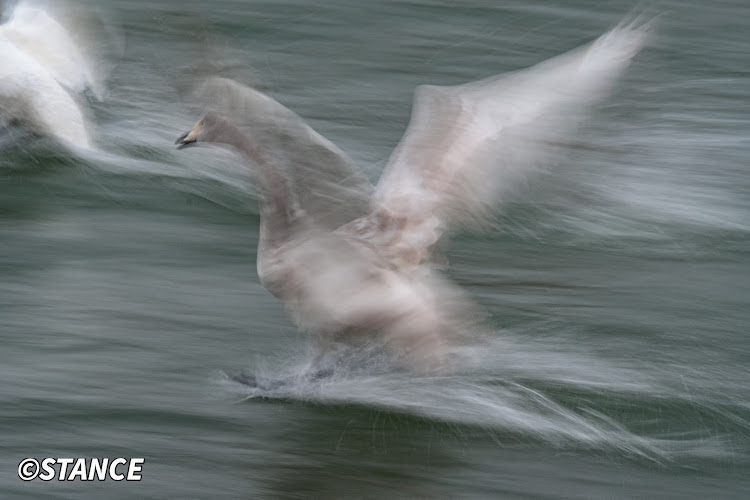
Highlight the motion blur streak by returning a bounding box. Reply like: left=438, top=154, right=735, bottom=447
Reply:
left=1, top=1, right=748, bottom=498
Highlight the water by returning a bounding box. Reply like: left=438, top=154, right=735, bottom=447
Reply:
left=2, top=0, right=749, bottom=497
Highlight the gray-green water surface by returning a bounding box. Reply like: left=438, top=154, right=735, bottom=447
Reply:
left=2, top=0, right=749, bottom=497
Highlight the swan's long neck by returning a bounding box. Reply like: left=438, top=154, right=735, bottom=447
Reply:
left=212, top=119, right=297, bottom=251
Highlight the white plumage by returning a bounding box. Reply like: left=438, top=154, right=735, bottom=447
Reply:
left=0, top=1, right=106, bottom=148
left=176, top=21, right=651, bottom=374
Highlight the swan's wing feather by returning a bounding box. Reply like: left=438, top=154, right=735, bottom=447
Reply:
left=0, top=31, right=91, bottom=148
left=1, top=1, right=122, bottom=100
left=0, top=3, right=100, bottom=97
left=370, top=21, right=651, bottom=260
left=195, top=77, right=374, bottom=230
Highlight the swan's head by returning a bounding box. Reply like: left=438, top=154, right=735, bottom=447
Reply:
left=175, top=112, right=229, bottom=149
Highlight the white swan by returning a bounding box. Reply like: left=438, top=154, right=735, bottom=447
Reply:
left=0, top=1, right=105, bottom=149
left=176, top=21, right=650, bottom=374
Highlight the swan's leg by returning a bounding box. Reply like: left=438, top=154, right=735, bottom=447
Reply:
left=307, top=334, right=346, bottom=369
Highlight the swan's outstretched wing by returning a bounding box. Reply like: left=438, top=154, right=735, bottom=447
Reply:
left=193, top=77, right=374, bottom=230
left=363, top=21, right=651, bottom=267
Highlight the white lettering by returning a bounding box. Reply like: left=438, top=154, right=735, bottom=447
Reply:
left=109, top=458, right=126, bottom=481
left=88, top=458, right=109, bottom=481
left=19, top=457, right=145, bottom=481
left=127, top=458, right=144, bottom=480
left=39, top=458, right=56, bottom=481
left=68, top=458, right=87, bottom=480
left=57, top=458, right=74, bottom=480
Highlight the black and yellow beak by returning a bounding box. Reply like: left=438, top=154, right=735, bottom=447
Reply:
left=175, top=121, right=202, bottom=149
left=175, top=132, right=193, bottom=149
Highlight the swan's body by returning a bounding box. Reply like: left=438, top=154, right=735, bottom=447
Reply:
left=0, top=1, right=104, bottom=148
left=176, top=21, right=650, bottom=373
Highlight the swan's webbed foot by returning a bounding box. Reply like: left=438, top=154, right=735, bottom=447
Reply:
left=231, top=367, right=334, bottom=391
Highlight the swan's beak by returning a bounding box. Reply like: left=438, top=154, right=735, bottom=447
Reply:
left=175, top=132, right=195, bottom=149
left=175, top=122, right=201, bottom=149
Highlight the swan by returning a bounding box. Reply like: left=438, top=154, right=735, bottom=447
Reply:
left=176, top=21, right=650, bottom=374
left=0, top=1, right=105, bottom=149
